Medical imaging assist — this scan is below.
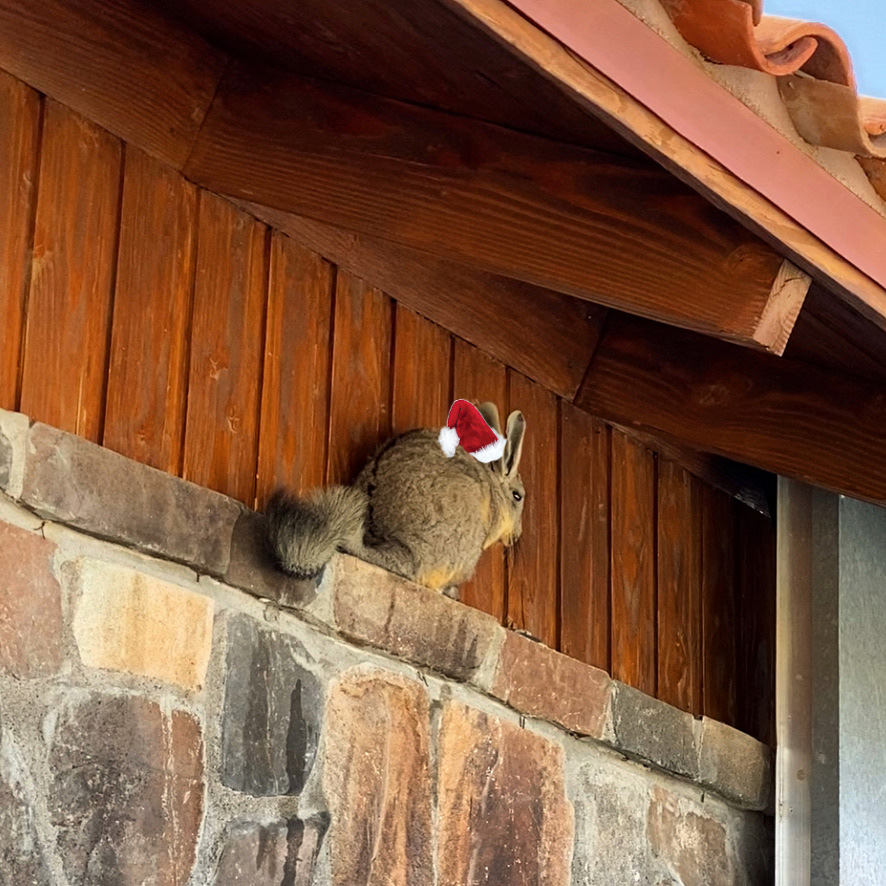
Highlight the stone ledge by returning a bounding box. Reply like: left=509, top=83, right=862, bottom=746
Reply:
left=488, top=630, right=612, bottom=740
left=0, top=413, right=241, bottom=576
left=0, top=409, right=29, bottom=500
left=331, top=555, right=504, bottom=683
left=610, top=681, right=700, bottom=780
left=0, top=408, right=774, bottom=813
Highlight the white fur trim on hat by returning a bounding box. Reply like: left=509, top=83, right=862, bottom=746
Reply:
left=470, top=432, right=506, bottom=463
left=438, top=425, right=460, bottom=457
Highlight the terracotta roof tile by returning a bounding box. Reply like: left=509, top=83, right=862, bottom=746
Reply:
left=658, top=0, right=886, bottom=193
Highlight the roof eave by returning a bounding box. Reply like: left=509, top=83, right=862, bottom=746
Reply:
left=448, top=0, right=886, bottom=332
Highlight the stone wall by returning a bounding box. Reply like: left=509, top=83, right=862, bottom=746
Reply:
left=0, top=408, right=774, bottom=885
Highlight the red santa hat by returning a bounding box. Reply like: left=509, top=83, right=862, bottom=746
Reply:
left=438, top=399, right=506, bottom=463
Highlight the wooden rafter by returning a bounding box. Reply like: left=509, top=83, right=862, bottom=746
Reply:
left=235, top=201, right=605, bottom=399
left=576, top=313, right=886, bottom=505
left=186, top=64, right=808, bottom=353
left=448, top=0, right=886, bottom=333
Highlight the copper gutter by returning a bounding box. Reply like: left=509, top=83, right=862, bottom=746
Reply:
left=503, top=0, right=886, bottom=304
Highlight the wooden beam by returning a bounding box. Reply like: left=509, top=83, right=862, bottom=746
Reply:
left=576, top=313, right=886, bottom=504
left=186, top=64, right=808, bottom=352
left=446, top=0, right=886, bottom=337
left=236, top=201, right=605, bottom=399
left=0, top=0, right=226, bottom=168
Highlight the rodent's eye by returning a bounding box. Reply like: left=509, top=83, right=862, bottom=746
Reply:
left=512, top=491, right=523, bottom=502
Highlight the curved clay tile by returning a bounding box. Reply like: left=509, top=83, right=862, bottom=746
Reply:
left=658, top=0, right=853, bottom=82
left=659, top=0, right=886, bottom=158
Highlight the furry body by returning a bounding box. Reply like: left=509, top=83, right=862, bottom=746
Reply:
left=266, top=407, right=525, bottom=595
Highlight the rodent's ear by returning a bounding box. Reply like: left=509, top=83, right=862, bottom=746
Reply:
left=476, top=401, right=502, bottom=434
left=503, top=411, right=526, bottom=478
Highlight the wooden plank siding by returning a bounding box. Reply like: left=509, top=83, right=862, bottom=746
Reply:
left=18, top=101, right=122, bottom=441
left=0, top=69, right=41, bottom=411
left=610, top=429, right=658, bottom=696
left=103, top=147, right=198, bottom=475
left=255, top=233, right=334, bottom=506
left=452, top=340, right=508, bottom=622
left=506, top=372, right=560, bottom=649
left=0, top=71, right=776, bottom=744
left=559, top=404, right=610, bottom=672
left=181, top=193, right=269, bottom=505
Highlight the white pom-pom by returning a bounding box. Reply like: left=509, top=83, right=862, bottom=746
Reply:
left=438, top=425, right=460, bottom=457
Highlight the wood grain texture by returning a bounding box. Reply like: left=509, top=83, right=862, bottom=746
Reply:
left=391, top=305, right=451, bottom=435
left=453, top=0, right=886, bottom=340
left=189, top=65, right=796, bottom=348
left=700, top=484, right=737, bottom=727
left=0, top=70, right=40, bottom=410
left=656, top=459, right=701, bottom=713
left=506, top=372, right=559, bottom=647
left=734, top=503, right=777, bottom=746
left=610, top=428, right=657, bottom=695
left=452, top=338, right=508, bottom=621
left=103, top=148, right=197, bottom=474
left=787, top=281, right=886, bottom=386
left=19, top=102, right=122, bottom=442
left=612, top=422, right=773, bottom=518
left=182, top=193, right=268, bottom=505
left=559, top=404, right=610, bottom=671
left=256, top=232, right=334, bottom=506
left=0, top=0, right=227, bottom=168
left=236, top=201, right=603, bottom=399
left=148, top=0, right=639, bottom=152
left=577, top=312, right=886, bottom=506
left=326, top=270, right=393, bottom=485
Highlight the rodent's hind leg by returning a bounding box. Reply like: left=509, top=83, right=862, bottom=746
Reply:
left=352, top=536, right=417, bottom=583
left=442, top=585, right=460, bottom=602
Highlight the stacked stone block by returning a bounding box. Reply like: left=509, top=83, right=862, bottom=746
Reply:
left=0, top=408, right=773, bottom=884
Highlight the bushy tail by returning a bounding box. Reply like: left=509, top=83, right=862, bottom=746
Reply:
left=265, top=485, right=368, bottom=579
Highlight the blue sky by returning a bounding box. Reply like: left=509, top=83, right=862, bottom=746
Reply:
left=764, top=0, right=886, bottom=97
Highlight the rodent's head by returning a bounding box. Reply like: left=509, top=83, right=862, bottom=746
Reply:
left=477, top=403, right=526, bottom=548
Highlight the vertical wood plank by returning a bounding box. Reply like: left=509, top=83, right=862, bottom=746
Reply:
left=104, top=147, right=197, bottom=474
left=559, top=404, right=610, bottom=671
left=452, top=338, right=508, bottom=620
left=700, top=484, right=738, bottom=727
left=182, top=193, right=268, bottom=504
left=255, top=232, right=334, bottom=506
left=19, top=101, right=121, bottom=440
left=656, top=459, right=702, bottom=713
left=506, top=372, right=559, bottom=648
left=735, top=502, right=777, bottom=745
left=610, top=429, right=657, bottom=695
left=0, top=71, right=41, bottom=411
left=390, top=304, right=451, bottom=435
left=326, top=270, right=392, bottom=485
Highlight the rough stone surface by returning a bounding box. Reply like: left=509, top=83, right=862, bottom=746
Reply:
left=571, top=758, right=654, bottom=885
left=0, top=730, right=53, bottom=886
left=0, top=409, right=29, bottom=499
left=221, top=614, right=322, bottom=796
left=47, top=693, right=204, bottom=886
left=213, top=817, right=327, bottom=886
left=437, top=701, right=574, bottom=886
left=647, top=785, right=733, bottom=885
left=698, top=716, right=773, bottom=811
left=610, top=682, right=700, bottom=779
left=490, top=631, right=611, bottom=738
left=333, top=555, right=502, bottom=681
left=323, top=667, right=433, bottom=886
left=0, top=521, right=64, bottom=679
left=22, top=422, right=240, bottom=574
left=225, top=508, right=319, bottom=608
left=70, top=558, right=214, bottom=690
